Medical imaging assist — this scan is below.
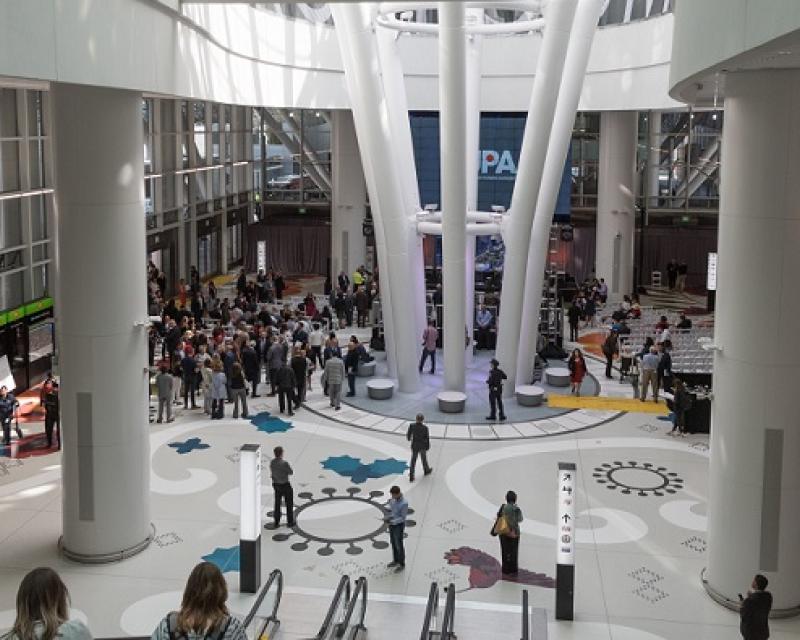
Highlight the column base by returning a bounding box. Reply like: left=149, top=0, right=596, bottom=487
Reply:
left=59, top=523, right=155, bottom=564
left=701, top=568, right=800, bottom=618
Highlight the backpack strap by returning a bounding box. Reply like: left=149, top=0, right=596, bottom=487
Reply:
left=166, top=612, right=181, bottom=640
left=207, top=616, right=232, bottom=640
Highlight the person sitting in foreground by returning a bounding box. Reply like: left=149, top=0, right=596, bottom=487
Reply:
left=5, top=567, right=92, bottom=640
left=151, top=562, right=246, bottom=640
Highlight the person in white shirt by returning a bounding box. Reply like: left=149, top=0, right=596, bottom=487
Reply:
left=308, top=323, right=324, bottom=368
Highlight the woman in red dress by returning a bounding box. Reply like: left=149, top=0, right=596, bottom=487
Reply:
left=567, top=348, right=587, bottom=397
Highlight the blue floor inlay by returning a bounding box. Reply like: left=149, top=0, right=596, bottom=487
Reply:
left=321, top=455, right=408, bottom=484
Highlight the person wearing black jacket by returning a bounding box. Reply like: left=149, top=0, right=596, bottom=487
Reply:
left=567, top=303, right=581, bottom=342
left=289, top=348, right=308, bottom=408
left=0, top=386, right=21, bottom=446
left=274, top=271, right=286, bottom=300
left=344, top=340, right=360, bottom=397
left=657, top=342, right=673, bottom=392
left=406, top=414, right=433, bottom=482
left=43, top=382, right=60, bottom=449
left=276, top=362, right=297, bottom=416
left=241, top=342, right=261, bottom=398
left=740, top=574, right=772, bottom=640
left=486, top=359, right=507, bottom=421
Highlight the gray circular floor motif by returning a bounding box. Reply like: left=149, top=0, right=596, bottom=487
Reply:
left=269, top=487, right=416, bottom=556
left=593, top=461, right=684, bottom=497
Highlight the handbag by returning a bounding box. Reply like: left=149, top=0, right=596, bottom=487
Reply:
left=492, top=513, right=511, bottom=537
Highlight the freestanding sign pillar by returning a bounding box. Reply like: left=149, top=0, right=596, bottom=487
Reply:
left=239, top=444, right=262, bottom=593
left=556, top=462, right=576, bottom=620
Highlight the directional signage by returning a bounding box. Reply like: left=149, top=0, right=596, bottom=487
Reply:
left=556, top=461, right=577, bottom=621
left=557, top=462, right=576, bottom=565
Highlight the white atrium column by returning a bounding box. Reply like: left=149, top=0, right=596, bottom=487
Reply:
left=52, top=84, right=152, bottom=561
left=704, top=70, right=800, bottom=613
left=495, top=0, right=578, bottom=395
left=595, top=111, right=636, bottom=300
left=464, top=10, right=483, bottom=366
left=331, top=4, right=421, bottom=392
left=331, top=111, right=367, bottom=279
left=439, top=2, right=468, bottom=392
left=517, top=0, right=604, bottom=386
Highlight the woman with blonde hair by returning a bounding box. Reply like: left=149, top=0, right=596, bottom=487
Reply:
left=151, top=562, right=245, bottom=640
left=5, top=567, right=91, bottom=640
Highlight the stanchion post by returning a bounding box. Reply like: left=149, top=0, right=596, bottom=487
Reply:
left=239, top=444, right=262, bottom=593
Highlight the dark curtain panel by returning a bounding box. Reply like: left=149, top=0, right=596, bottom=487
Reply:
left=245, top=224, right=331, bottom=275
left=638, top=227, right=717, bottom=289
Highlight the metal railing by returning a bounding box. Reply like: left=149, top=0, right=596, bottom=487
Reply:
left=337, top=576, right=368, bottom=640
left=313, top=575, right=352, bottom=640
left=241, top=568, right=283, bottom=637
left=521, top=590, right=530, bottom=640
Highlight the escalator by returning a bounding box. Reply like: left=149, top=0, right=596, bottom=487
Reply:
left=242, top=568, right=283, bottom=640
left=312, top=575, right=368, bottom=640
left=419, top=582, right=456, bottom=640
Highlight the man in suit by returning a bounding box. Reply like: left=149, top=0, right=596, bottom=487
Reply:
left=740, top=574, right=772, bottom=640
left=406, top=414, right=433, bottom=482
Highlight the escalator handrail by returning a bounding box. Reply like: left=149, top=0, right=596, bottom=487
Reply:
left=440, top=583, right=456, bottom=640
left=420, top=582, right=440, bottom=640
left=520, top=590, right=529, bottom=640
left=338, top=576, right=368, bottom=638
left=241, top=568, right=284, bottom=630
left=313, top=574, right=352, bottom=640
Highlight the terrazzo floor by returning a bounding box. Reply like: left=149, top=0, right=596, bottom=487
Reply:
left=0, top=367, right=797, bottom=640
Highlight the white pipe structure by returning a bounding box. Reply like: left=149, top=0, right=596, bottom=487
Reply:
left=439, top=1, right=469, bottom=392
left=465, top=6, right=483, bottom=366
left=517, top=0, right=605, bottom=385
left=331, top=3, right=421, bottom=392
left=416, top=211, right=505, bottom=223
left=417, top=221, right=503, bottom=236
left=375, top=19, right=428, bottom=359
left=494, top=0, right=578, bottom=397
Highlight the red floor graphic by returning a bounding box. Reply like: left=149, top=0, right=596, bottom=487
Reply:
left=0, top=429, right=58, bottom=459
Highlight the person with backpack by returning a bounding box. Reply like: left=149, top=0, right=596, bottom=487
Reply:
left=406, top=414, right=433, bottom=482
left=151, top=562, right=246, bottom=640
left=669, top=379, right=692, bottom=437
left=491, top=490, right=523, bottom=575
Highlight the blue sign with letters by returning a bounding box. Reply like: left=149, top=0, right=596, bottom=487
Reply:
left=410, top=112, right=572, bottom=268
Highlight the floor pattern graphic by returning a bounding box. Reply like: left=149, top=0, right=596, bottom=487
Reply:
left=268, top=487, right=416, bottom=556
left=168, top=437, right=210, bottom=454
left=320, top=455, right=408, bottom=484
left=593, top=461, right=684, bottom=496
left=443, top=547, right=556, bottom=591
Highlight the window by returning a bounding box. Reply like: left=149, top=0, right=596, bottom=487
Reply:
left=1, top=199, right=23, bottom=246
left=1, top=141, right=21, bottom=191
left=30, top=195, right=48, bottom=241
left=0, top=89, right=18, bottom=138
left=27, top=91, right=44, bottom=137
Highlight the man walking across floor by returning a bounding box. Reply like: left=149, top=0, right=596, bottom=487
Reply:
left=739, top=574, right=772, bottom=640
left=407, top=414, right=433, bottom=482
left=269, top=446, right=295, bottom=528
left=384, top=486, right=408, bottom=573
left=486, top=359, right=507, bottom=421
left=418, top=319, right=439, bottom=374
left=640, top=346, right=661, bottom=403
